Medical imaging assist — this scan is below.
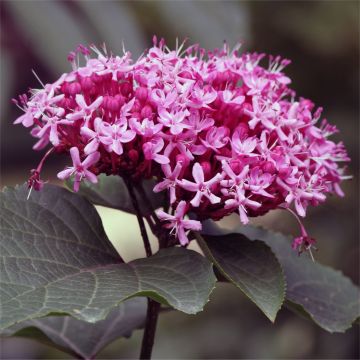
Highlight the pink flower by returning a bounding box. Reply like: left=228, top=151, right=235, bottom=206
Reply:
left=243, top=74, right=269, bottom=96
left=29, top=89, right=65, bottom=119
left=143, top=137, right=169, bottom=164
left=13, top=110, right=35, bottom=128
left=129, top=118, right=163, bottom=137
left=66, top=94, right=103, bottom=122
left=119, top=99, right=136, bottom=123
left=30, top=126, right=50, bottom=150
left=14, top=39, right=350, bottom=247
left=179, top=163, right=222, bottom=207
left=153, top=163, right=182, bottom=204
left=189, top=84, right=217, bottom=108
left=220, top=160, right=249, bottom=188
left=277, top=176, right=326, bottom=217
left=13, top=89, right=64, bottom=127
left=245, top=167, right=274, bottom=198
left=97, top=54, right=133, bottom=80
left=151, top=89, right=177, bottom=108
left=163, top=132, right=195, bottom=160
left=244, top=97, right=275, bottom=130
left=81, top=117, right=103, bottom=154
left=77, top=58, right=105, bottom=77
left=231, top=130, right=258, bottom=157
left=219, top=90, right=245, bottom=105
left=27, top=170, right=45, bottom=193
left=158, top=108, right=190, bottom=135
left=185, top=111, right=214, bottom=134
left=36, top=115, right=72, bottom=146
left=284, top=207, right=317, bottom=260
left=224, top=187, right=261, bottom=224
left=292, top=235, right=316, bottom=255
left=156, top=201, right=202, bottom=245
left=57, top=147, right=100, bottom=192
left=201, top=126, right=230, bottom=153
left=99, top=123, right=136, bottom=155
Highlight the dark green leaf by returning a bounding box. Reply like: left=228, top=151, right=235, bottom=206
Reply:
left=201, top=221, right=360, bottom=333
left=65, top=174, right=166, bottom=215
left=196, top=233, right=285, bottom=322
left=0, top=184, right=216, bottom=330
left=2, top=298, right=147, bottom=359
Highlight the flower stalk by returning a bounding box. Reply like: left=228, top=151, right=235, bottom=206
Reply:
left=140, top=299, right=161, bottom=360
left=124, top=177, right=160, bottom=359
left=124, top=177, right=152, bottom=258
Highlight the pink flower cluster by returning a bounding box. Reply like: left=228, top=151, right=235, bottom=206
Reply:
left=13, top=38, right=350, bottom=246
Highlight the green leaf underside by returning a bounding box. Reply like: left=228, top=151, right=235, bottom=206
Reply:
left=0, top=184, right=216, bottom=331
left=2, top=298, right=147, bottom=359
left=65, top=174, right=166, bottom=215
left=201, top=221, right=360, bottom=333
left=197, top=233, right=285, bottom=322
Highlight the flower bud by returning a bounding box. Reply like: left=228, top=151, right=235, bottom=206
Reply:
left=135, top=87, right=148, bottom=102
left=263, top=161, right=276, bottom=174
left=67, top=82, right=82, bottom=95
left=176, top=154, right=190, bottom=168
left=229, top=159, right=243, bottom=174
left=80, top=77, right=94, bottom=91
left=141, top=105, right=153, bottom=119
left=200, top=161, right=212, bottom=179
left=121, top=82, right=132, bottom=96
left=128, top=149, right=139, bottom=163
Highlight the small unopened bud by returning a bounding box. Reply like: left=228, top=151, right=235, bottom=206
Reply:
left=91, top=73, right=103, bottom=84
left=141, top=105, right=153, bottom=119
left=236, top=123, right=249, bottom=139
left=121, top=82, right=132, bottom=96
left=132, top=99, right=142, bottom=113
left=115, top=94, right=125, bottom=107
left=263, top=161, right=276, bottom=174
left=176, top=154, right=190, bottom=168
left=80, top=77, right=94, bottom=91
left=128, top=149, right=139, bottom=163
left=200, top=161, right=212, bottom=179
left=135, top=87, right=148, bottom=102
left=77, top=44, right=90, bottom=56
left=229, top=159, right=243, bottom=174
left=68, top=82, right=81, bottom=95
left=67, top=51, right=76, bottom=63
left=108, top=97, right=121, bottom=112
left=242, top=102, right=252, bottom=114
left=278, top=167, right=291, bottom=178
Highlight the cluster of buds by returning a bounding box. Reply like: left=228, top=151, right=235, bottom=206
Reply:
left=13, top=38, right=350, bottom=247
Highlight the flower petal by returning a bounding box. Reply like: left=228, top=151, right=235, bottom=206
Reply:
left=192, top=163, right=204, bottom=184
left=69, top=147, right=81, bottom=167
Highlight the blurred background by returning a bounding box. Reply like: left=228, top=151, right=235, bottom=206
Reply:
left=0, top=1, right=359, bottom=359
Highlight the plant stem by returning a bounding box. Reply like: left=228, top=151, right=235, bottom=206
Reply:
left=140, top=299, right=161, bottom=360
left=135, top=183, right=162, bottom=227
left=124, top=177, right=152, bottom=258
left=124, top=177, right=160, bottom=359
left=135, top=183, right=169, bottom=248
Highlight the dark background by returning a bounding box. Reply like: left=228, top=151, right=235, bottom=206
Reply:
left=1, top=1, right=359, bottom=359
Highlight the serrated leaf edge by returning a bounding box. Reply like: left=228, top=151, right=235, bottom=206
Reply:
left=233, top=224, right=360, bottom=333
left=194, top=232, right=286, bottom=323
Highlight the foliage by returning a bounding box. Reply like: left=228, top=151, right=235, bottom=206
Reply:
left=0, top=179, right=358, bottom=358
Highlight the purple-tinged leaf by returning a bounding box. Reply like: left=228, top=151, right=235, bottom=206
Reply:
left=2, top=298, right=147, bottom=359
left=200, top=220, right=360, bottom=333
left=196, top=232, right=285, bottom=322
left=0, top=184, right=215, bottom=330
